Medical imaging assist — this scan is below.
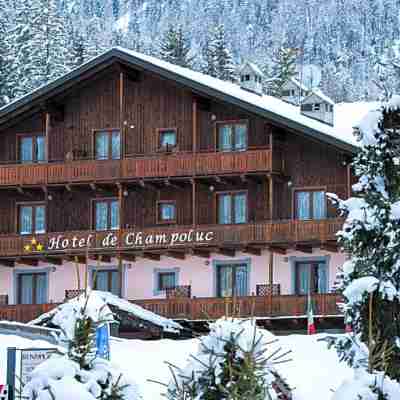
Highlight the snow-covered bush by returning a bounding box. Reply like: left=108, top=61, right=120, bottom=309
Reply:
left=22, top=290, right=142, bottom=400
left=327, top=96, right=400, bottom=398
left=164, top=318, right=291, bottom=400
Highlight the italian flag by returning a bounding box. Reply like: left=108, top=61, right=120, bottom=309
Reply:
left=307, top=291, right=316, bottom=335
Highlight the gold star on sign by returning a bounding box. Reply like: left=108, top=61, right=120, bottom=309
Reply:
left=36, top=243, right=44, bottom=252
left=31, top=238, right=37, bottom=245
left=24, top=244, right=31, bottom=252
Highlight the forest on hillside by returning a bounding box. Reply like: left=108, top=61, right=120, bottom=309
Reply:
left=1, top=0, right=400, bottom=107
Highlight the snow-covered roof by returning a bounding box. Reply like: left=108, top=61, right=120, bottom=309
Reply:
left=30, top=290, right=182, bottom=334
left=239, top=61, right=264, bottom=76
left=304, top=88, right=335, bottom=105
left=0, top=47, right=360, bottom=152
left=286, top=77, right=309, bottom=92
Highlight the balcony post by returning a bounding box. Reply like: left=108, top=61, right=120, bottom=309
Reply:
left=118, top=184, right=124, bottom=297
left=45, top=112, right=50, bottom=163
left=192, top=97, right=197, bottom=153
left=268, top=250, right=274, bottom=316
left=269, top=175, right=274, bottom=220
left=192, top=178, right=196, bottom=227
left=119, top=71, right=125, bottom=158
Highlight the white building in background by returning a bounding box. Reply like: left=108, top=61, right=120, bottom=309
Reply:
left=280, top=77, right=310, bottom=105
left=239, top=61, right=264, bottom=95
left=300, top=89, right=335, bottom=126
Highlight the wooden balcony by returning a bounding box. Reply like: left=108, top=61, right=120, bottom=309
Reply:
left=0, top=148, right=273, bottom=187
left=132, top=293, right=343, bottom=320
left=0, top=219, right=342, bottom=259
left=0, top=294, right=342, bottom=324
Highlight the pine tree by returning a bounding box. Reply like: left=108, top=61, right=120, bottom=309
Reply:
left=159, top=25, right=193, bottom=68
left=267, top=46, right=298, bottom=97
left=327, top=96, right=400, bottom=398
left=39, top=0, right=70, bottom=84
left=0, top=0, right=11, bottom=106
left=23, top=292, right=142, bottom=400
left=6, top=0, right=42, bottom=99
left=202, top=24, right=236, bottom=82
left=165, top=318, right=291, bottom=400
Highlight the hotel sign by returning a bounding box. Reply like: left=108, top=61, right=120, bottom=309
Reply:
left=42, top=229, right=215, bottom=251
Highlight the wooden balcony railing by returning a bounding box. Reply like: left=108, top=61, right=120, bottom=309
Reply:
left=0, top=219, right=342, bottom=258
left=0, top=149, right=272, bottom=186
left=132, top=293, right=343, bottom=320
left=0, top=294, right=342, bottom=323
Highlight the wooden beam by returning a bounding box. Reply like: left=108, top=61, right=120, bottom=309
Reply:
left=120, top=253, right=136, bottom=262
left=295, top=244, right=313, bottom=254
left=167, top=250, right=186, bottom=260
left=65, top=255, right=86, bottom=263
left=192, top=178, right=196, bottom=227
left=138, top=180, right=158, bottom=191
left=192, top=97, right=197, bottom=152
left=243, top=246, right=262, bottom=256
left=164, top=179, right=182, bottom=190
left=88, top=254, right=112, bottom=263
left=45, top=111, right=50, bottom=162
left=218, top=247, right=236, bottom=257
left=268, top=251, right=274, bottom=287
left=43, top=257, right=63, bottom=266
left=214, top=176, right=228, bottom=185
left=16, top=258, right=39, bottom=267
left=143, top=252, right=161, bottom=261
left=0, top=259, right=15, bottom=267
left=192, top=248, right=212, bottom=258
left=321, top=242, right=338, bottom=253
left=269, top=175, right=274, bottom=220
left=268, top=245, right=286, bottom=255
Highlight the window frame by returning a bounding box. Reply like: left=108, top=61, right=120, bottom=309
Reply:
left=157, top=128, right=178, bottom=151
left=92, top=269, right=119, bottom=296
left=16, top=133, right=46, bottom=164
left=92, top=198, right=120, bottom=231
left=215, top=120, right=249, bottom=152
left=158, top=271, right=176, bottom=291
left=16, top=201, right=46, bottom=235
left=93, top=129, right=121, bottom=160
left=157, top=200, right=177, bottom=225
left=216, top=190, right=248, bottom=225
left=294, top=260, right=328, bottom=295
left=292, top=187, right=327, bottom=220
left=17, top=272, right=47, bottom=304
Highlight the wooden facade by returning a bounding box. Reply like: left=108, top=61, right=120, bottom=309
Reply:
left=0, top=51, right=353, bottom=323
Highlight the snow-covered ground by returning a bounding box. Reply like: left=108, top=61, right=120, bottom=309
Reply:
left=0, top=331, right=352, bottom=400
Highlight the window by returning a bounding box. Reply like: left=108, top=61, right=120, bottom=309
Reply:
left=93, top=269, right=119, bottom=296
left=19, top=135, right=45, bottom=163
left=217, top=122, right=248, bottom=152
left=295, top=261, right=328, bottom=295
left=282, top=90, right=291, bottom=97
left=158, top=272, right=176, bottom=291
left=17, top=272, right=47, bottom=304
left=313, top=103, right=321, bottom=111
left=217, top=263, right=248, bottom=297
left=218, top=192, right=247, bottom=224
left=295, top=190, right=326, bottom=220
left=18, top=203, right=46, bottom=234
left=330, top=105, right=334, bottom=112
left=301, top=104, right=313, bottom=112
left=94, top=130, right=121, bottom=160
left=158, top=201, right=177, bottom=224
left=245, top=74, right=250, bottom=81
left=291, top=89, right=296, bottom=96
left=94, top=199, right=119, bottom=231
left=159, top=129, right=177, bottom=150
